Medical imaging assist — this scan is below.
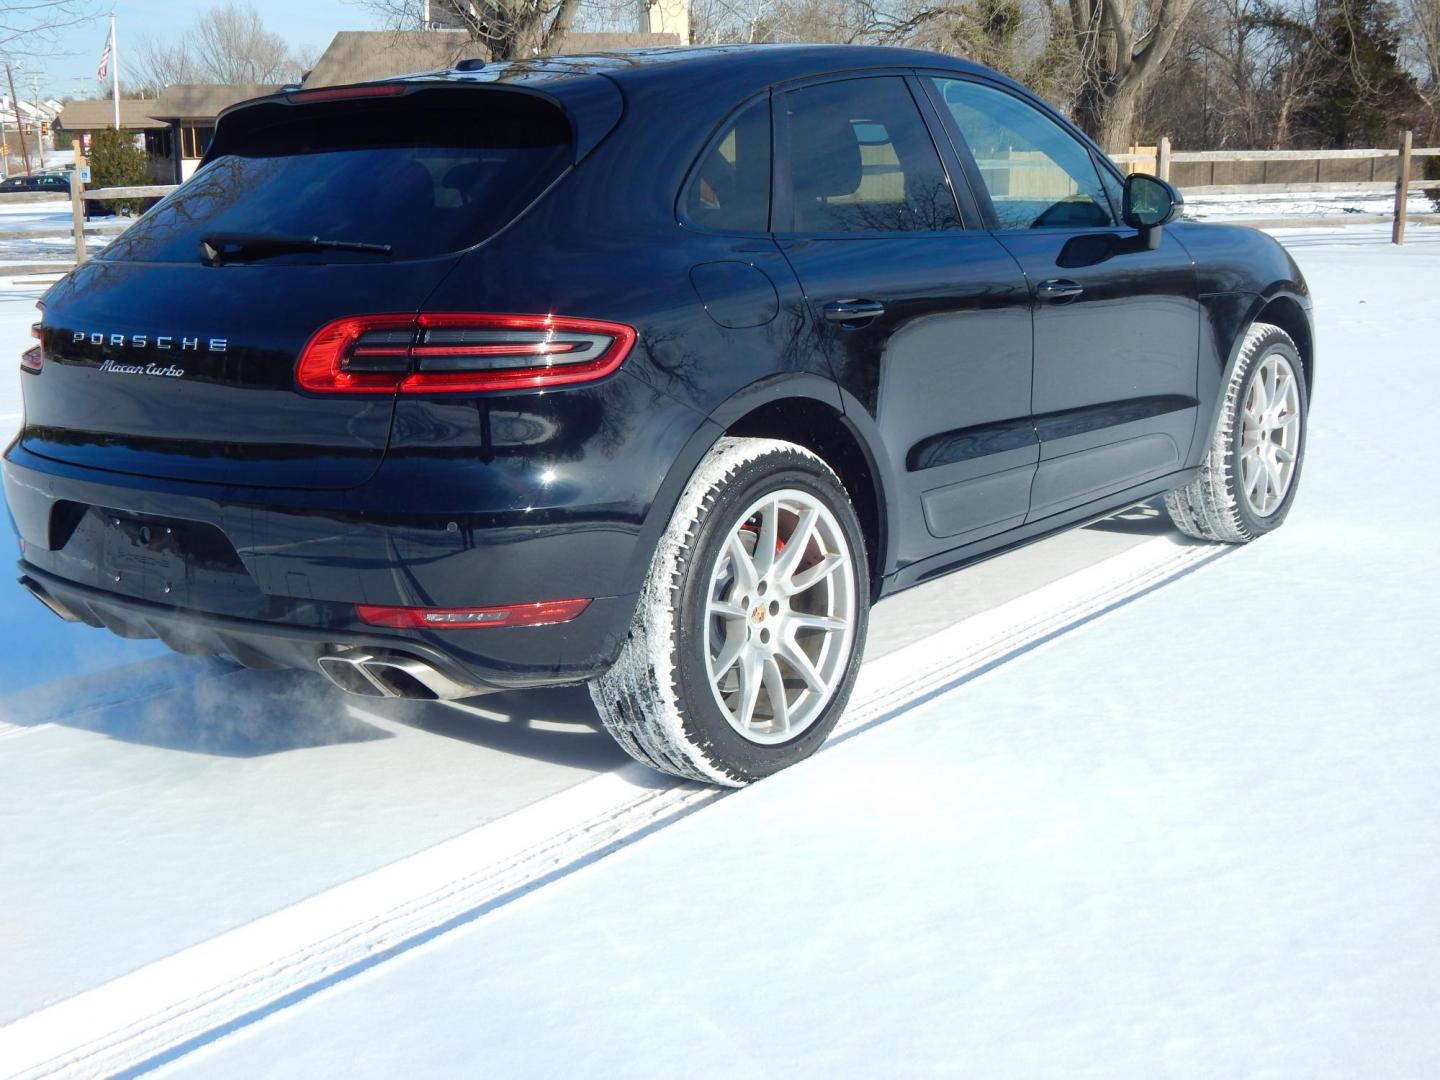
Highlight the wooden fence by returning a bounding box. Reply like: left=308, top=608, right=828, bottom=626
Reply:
left=62, top=131, right=1439, bottom=260
left=69, top=173, right=177, bottom=264
left=1113, top=131, right=1438, bottom=244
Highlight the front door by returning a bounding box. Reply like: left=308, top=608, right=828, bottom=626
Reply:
left=926, top=76, right=1201, bottom=521
left=772, top=74, right=1037, bottom=572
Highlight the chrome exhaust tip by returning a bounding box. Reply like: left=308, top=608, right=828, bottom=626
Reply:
left=316, top=649, right=484, bottom=701
left=316, top=653, right=387, bottom=697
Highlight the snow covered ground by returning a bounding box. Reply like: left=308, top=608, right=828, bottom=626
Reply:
left=1, top=223, right=1438, bottom=1078
left=1184, top=187, right=1436, bottom=221
left=0, top=199, right=122, bottom=267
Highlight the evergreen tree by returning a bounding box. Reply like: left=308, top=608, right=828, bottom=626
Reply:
left=1298, top=0, right=1422, bottom=146
left=87, top=128, right=150, bottom=215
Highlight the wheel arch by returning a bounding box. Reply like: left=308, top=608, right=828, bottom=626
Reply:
left=1197, top=288, right=1314, bottom=462
left=1253, top=291, right=1314, bottom=399
left=629, top=374, right=895, bottom=606
left=723, top=395, right=889, bottom=599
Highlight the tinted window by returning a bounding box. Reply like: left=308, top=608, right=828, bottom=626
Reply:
left=781, top=77, right=961, bottom=234
left=684, top=96, right=770, bottom=232
left=103, top=89, right=572, bottom=264
left=931, top=78, right=1114, bottom=230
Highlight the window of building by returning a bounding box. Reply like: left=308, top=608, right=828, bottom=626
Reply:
left=179, top=125, right=215, bottom=159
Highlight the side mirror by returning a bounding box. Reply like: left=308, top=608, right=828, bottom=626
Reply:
left=1123, top=174, right=1182, bottom=247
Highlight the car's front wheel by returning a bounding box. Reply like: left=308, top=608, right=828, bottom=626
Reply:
left=590, top=437, right=869, bottom=786
left=1165, top=321, right=1309, bottom=542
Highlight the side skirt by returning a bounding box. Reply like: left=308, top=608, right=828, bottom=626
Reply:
left=880, top=467, right=1201, bottom=596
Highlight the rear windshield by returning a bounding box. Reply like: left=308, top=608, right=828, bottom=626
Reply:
left=103, top=88, right=572, bottom=264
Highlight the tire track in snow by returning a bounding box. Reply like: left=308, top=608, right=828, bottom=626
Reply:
left=0, top=533, right=1228, bottom=1080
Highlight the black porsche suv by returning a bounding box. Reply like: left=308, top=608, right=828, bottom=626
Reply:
left=3, top=46, right=1312, bottom=785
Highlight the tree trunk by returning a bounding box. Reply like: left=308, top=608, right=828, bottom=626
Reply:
left=1075, top=78, right=1141, bottom=153
left=1096, top=85, right=1140, bottom=152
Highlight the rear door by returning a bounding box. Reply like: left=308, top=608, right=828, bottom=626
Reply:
left=23, top=85, right=577, bottom=490
left=924, top=76, right=1201, bottom=521
left=772, top=74, right=1036, bottom=572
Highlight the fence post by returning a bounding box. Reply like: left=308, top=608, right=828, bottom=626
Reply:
left=1156, top=136, right=1172, bottom=183
left=70, top=170, right=87, bottom=265
left=1393, top=129, right=1412, bottom=246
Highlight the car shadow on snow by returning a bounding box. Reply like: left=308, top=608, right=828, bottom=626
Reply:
left=1082, top=498, right=1178, bottom=536
left=359, top=686, right=635, bottom=774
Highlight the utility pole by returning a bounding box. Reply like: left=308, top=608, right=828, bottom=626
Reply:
left=5, top=63, right=32, bottom=176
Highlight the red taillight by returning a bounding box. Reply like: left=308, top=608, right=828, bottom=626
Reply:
left=296, top=314, right=415, bottom=393
left=356, top=597, right=591, bottom=629
left=288, top=84, right=407, bottom=104
left=296, top=314, right=636, bottom=395
left=20, top=322, right=43, bottom=373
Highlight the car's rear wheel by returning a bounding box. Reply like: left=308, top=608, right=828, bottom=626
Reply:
left=1165, top=321, right=1309, bottom=542
left=590, top=437, right=869, bottom=786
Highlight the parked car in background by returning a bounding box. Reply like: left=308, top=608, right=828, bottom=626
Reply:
left=0, top=174, right=71, bottom=195
left=4, top=46, right=1313, bottom=786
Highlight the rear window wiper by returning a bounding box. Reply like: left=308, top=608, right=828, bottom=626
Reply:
left=199, top=232, right=393, bottom=265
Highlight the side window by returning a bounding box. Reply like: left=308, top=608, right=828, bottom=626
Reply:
left=930, top=78, right=1115, bottom=230
left=780, top=77, right=961, bottom=234
left=683, top=96, right=771, bottom=233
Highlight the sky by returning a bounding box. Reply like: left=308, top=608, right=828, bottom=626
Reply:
left=8, top=1, right=378, bottom=101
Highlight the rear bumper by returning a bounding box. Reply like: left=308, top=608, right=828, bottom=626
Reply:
left=2, top=440, right=656, bottom=690
left=16, top=566, right=633, bottom=694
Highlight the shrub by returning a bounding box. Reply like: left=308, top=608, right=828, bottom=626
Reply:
left=87, top=127, right=149, bottom=214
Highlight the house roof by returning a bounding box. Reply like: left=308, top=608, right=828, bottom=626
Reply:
left=148, top=84, right=282, bottom=120
left=301, top=30, right=682, bottom=88
left=58, top=84, right=277, bottom=132
left=57, top=98, right=168, bottom=131
left=303, top=31, right=487, bottom=88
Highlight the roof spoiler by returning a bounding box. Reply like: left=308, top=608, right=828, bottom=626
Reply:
left=207, top=75, right=623, bottom=168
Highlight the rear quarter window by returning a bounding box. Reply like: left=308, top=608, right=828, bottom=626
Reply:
left=682, top=96, right=771, bottom=233
left=103, top=88, right=573, bottom=264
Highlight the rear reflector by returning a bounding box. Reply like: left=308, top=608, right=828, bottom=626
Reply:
left=20, top=323, right=43, bottom=373
left=296, top=314, right=636, bottom=394
left=355, top=597, right=591, bottom=630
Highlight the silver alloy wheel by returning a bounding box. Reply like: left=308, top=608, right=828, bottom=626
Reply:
left=1239, top=351, right=1302, bottom=518
left=702, top=488, right=857, bottom=745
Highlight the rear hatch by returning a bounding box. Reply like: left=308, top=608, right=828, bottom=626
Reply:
left=22, top=84, right=579, bottom=490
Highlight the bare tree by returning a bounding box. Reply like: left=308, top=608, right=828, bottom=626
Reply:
left=1065, top=0, right=1206, bottom=150
left=133, top=2, right=310, bottom=91
left=878, top=0, right=1088, bottom=107
left=133, top=38, right=203, bottom=93
left=0, top=0, right=95, bottom=55
left=355, top=0, right=588, bottom=59
left=1402, top=0, right=1440, bottom=136
left=192, top=2, right=296, bottom=82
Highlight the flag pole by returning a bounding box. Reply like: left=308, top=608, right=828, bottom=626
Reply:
left=110, top=13, right=120, bottom=130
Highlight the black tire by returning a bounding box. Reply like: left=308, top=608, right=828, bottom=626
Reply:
left=589, top=437, right=870, bottom=786
left=1165, top=321, right=1309, bottom=543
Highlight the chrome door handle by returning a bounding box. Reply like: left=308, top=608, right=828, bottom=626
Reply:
left=1036, top=279, right=1084, bottom=303
left=823, top=299, right=886, bottom=324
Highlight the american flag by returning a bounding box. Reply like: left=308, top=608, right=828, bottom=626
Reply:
left=96, top=30, right=112, bottom=85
